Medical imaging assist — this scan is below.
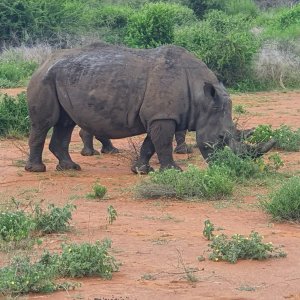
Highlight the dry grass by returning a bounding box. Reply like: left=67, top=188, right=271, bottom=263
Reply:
left=254, top=41, right=300, bottom=88
left=0, top=44, right=53, bottom=65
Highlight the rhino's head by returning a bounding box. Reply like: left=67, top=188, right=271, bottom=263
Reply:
left=195, top=82, right=275, bottom=160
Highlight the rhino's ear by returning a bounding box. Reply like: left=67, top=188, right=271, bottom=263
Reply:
left=204, top=82, right=216, bottom=99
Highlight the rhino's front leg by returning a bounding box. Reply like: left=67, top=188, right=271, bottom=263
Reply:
left=131, top=135, right=155, bottom=174
left=149, top=120, right=182, bottom=172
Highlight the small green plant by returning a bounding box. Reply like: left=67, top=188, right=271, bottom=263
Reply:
left=137, top=165, right=233, bottom=200
left=273, top=125, right=300, bottom=152
left=33, top=204, right=76, bottom=234
left=267, top=153, right=284, bottom=171
left=0, top=211, right=34, bottom=242
left=203, top=220, right=286, bottom=263
left=233, top=104, right=247, bottom=115
left=107, top=205, right=118, bottom=225
left=209, top=147, right=262, bottom=180
left=248, top=124, right=300, bottom=151
left=262, top=176, right=300, bottom=222
left=248, top=124, right=273, bottom=143
left=0, top=59, right=38, bottom=88
left=0, top=92, right=30, bottom=137
left=203, top=219, right=215, bottom=240
left=58, top=239, right=119, bottom=279
left=87, top=182, right=107, bottom=199
left=0, top=255, right=61, bottom=295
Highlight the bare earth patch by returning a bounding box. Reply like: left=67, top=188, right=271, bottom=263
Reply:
left=0, top=89, right=300, bottom=300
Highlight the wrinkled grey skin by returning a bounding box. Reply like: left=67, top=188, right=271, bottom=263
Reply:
left=79, top=129, right=192, bottom=156
left=25, top=43, right=274, bottom=174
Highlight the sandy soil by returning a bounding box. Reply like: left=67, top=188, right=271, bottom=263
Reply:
left=0, top=89, right=300, bottom=300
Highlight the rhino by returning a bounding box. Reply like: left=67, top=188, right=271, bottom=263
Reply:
left=25, top=43, right=274, bottom=173
left=79, top=129, right=192, bottom=156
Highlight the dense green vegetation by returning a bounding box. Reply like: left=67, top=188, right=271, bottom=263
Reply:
left=0, top=240, right=118, bottom=295
left=262, top=176, right=300, bottom=221
left=0, top=0, right=299, bottom=90
left=0, top=92, right=29, bottom=137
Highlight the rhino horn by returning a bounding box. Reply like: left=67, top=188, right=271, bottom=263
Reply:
left=228, top=138, right=276, bottom=158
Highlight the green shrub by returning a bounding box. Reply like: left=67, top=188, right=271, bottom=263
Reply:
left=0, top=92, right=30, bottom=137
left=33, top=204, right=76, bottom=234
left=87, top=182, right=107, bottom=199
left=262, top=176, right=300, bottom=221
left=86, top=5, right=134, bottom=29
left=125, top=2, right=196, bottom=48
left=58, top=240, right=119, bottom=278
left=0, top=59, right=38, bottom=88
left=208, top=231, right=286, bottom=263
left=233, top=104, right=247, bottom=115
left=0, top=211, right=34, bottom=242
left=186, top=0, right=224, bottom=18
left=209, top=147, right=262, bottom=180
left=249, top=124, right=300, bottom=151
left=273, top=125, right=300, bottom=151
left=262, top=4, right=300, bottom=40
left=137, top=165, right=233, bottom=199
left=0, top=0, right=86, bottom=46
left=0, top=256, right=61, bottom=295
left=203, top=220, right=286, bottom=263
left=174, top=10, right=260, bottom=86
left=248, top=124, right=273, bottom=143
left=223, top=0, right=259, bottom=17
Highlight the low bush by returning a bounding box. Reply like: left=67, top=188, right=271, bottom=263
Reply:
left=203, top=220, right=286, bottom=263
left=58, top=240, right=119, bottom=278
left=209, top=147, right=262, bottom=180
left=0, top=92, right=29, bottom=137
left=137, top=165, right=234, bottom=199
left=249, top=124, right=300, bottom=151
left=0, top=255, right=61, bottom=295
left=174, top=10, right=260, bottom=86
left=0, top=203, right=75, bottom=247
left=223, top=0, right=259, bottom=17
left=125, top=2, right=196, bottom=48
left=0, top=211, right=34, bottom=242
left=87, top=182, right=107, bottom=199
left=0, top=239, right=117, bottom=296
left=33, top=204, right=76, bottom=234
left=262, top=176, right=300, bottom=221
left=0, top=59, right=38, bottom=88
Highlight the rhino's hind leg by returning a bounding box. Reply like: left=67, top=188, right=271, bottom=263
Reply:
left=49, top=112, right=81, bottom=171
left=98, top=137, right=119, bottom=154
left=174, top=130, right=193, bottom=154
left=131, top=135, right=155, bottom=174
left=79, top=129, right=100, bottom=156
left=149, top=120, right=182, bottom=172
left=25, top=127, right=49, bottom=172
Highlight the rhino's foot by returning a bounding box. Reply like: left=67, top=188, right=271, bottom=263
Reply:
left=131, top=163, right=154, bottom=174
left=81, top=148, right=100, bottom=156
left=56, top=161, right=81, bottom=171
left=25, top=162, right=46, bottom=172
left=174, top=143, right=193, bottom=154
left=101, top=146, right=120, bottom=154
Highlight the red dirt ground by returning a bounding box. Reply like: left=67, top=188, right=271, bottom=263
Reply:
left=0, top=89, right=300, bottom=300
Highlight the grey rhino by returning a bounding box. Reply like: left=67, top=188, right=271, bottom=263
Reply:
left=25, top=43, right=274, bottom=173
left=79, top=129, right=192, bottom=156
